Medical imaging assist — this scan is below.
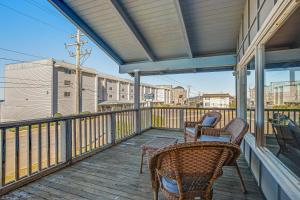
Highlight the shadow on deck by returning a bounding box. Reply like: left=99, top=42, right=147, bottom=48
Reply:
left=1, top=129, right=264, bottom=200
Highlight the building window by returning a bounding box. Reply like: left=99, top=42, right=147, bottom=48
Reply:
left=109, top=87, right=113, bottom=90
left=121, top=95, right=125, bottom=98
left=64, top=92, right=71, bottom=97
left=64, top=69, right=72, bottom=74
left=64, top=80, right=71, bottom=85
left=109, top=95, right=112, bottom=98
left=122, top=88, right=125, bottom=92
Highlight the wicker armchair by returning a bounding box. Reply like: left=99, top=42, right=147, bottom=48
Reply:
left=184, top=111, right=221, bottom=142
left=201, top=118, right=249, bottom=193
left=148, top=142, right=240, bottom=200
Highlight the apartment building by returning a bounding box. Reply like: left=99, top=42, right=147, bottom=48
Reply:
left=248, top=81, right=300, bottom=108
left=202, top=93, right=233, bottom=108
left=1, top=59, right=97, bottom=122
left=1, top=59, right=171, bottom=121
left=97, top=73, right=172, bottom=111
left=171, top=86, right=187, bottom=105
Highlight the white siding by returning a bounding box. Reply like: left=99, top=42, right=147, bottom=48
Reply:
left=2, top=60, right=53, bottom=121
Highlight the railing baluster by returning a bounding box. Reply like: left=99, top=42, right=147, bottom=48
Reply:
left=73, top=119, right=77, bottom=157
left=79, top=118, right=82, bottom=155
left=102, top=115, right=105, bottom=146
left=97, top=116, right=101, bottom=148
left=38, top=124, right=42, bottom=171
left=84, top=117, right=87, bottom=153
left=89, top=117, right=92, bottom=151
left=94, top=117, right=97, bottom=149
left=55, top=121, right=59, bottom=164
left=15, top=126, right=19, bottom=181
left=1, top=128, right=6, bottom=186
left=46, top=123, right=50, bottom=167
left=27, top=125, right=32, bottom=176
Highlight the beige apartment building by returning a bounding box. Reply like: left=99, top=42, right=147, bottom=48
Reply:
left=171, top=86, right=187, bottom=105
left=1, top=59, right=171, bottom=121
left=249, top=81, right=300, bottom=108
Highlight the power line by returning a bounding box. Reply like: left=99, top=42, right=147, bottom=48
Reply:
left=24, top=0, right=62, bottom=18
left=0, top=2, right=70, bottom=34
left=0, top=47, right=46, bottom=59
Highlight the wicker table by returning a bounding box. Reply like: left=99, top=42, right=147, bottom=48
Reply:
left=140, top=136, right=178, bottom=174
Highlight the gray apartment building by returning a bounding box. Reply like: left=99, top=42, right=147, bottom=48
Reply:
left=1, top=59, right=171, bottom=121
left=1, top=59, right=97, bottom=121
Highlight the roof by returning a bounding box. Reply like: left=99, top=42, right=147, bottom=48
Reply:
left=5, top=58, right=171, bottom=90
left=49, top=0, right=244, bottom=75
left=173, top=86, right=185, bottom=90
left=202, top=93, right=232, bottom=98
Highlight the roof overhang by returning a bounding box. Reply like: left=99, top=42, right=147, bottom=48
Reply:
left=49, top=0, right=244, bottom=75
left=120, top=54, right=236, bottom=76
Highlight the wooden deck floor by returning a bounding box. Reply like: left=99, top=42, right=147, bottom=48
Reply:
left=1, top=129, right=264, bottom=200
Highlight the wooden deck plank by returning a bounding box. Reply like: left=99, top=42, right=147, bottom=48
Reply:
left=1, top=129, right=264, bottom=200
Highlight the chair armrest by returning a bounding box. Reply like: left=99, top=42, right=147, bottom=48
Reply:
left=194, top=124, right=215, bottom=138
left=201, top=127, right=230, bottom=137
left=184, top=121, right=200, bottom=127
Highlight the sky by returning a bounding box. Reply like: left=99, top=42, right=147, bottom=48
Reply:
left=0, top=0, right=291, bottom=100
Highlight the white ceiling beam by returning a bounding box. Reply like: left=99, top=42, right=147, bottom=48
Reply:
left=119, top=54, right=236, bottom=75
left=110, top=0, right=156, bottom=62
left=174, top=0, right=193, bottom=58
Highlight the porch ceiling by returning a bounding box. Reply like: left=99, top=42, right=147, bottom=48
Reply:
left=49, top=0, right=245, bottom=75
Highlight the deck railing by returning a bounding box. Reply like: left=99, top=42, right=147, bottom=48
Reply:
left=0, top=106, right=299, bottom=194
left=0, top=108, right=144, bottom=194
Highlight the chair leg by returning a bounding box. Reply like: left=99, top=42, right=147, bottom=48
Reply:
left=153, top=188, right=158, bottom=200
left=140, top=151, right=144, bottom=174
left=234, top=162, right=247, bottom=193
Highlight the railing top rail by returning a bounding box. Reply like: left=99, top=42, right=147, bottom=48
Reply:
left=152, top=106, right=237, bottom=110
left=0, top=108, right=138, bottom=129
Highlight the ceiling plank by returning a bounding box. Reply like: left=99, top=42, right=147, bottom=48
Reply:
left=110, top=0, right=156, bottom=61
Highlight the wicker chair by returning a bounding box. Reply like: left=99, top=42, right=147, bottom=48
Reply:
left=184, top=111, right=221, bottom=142
left=201, top=118, right=249, bottom=193
left=148, top=142, right=240, bottom=200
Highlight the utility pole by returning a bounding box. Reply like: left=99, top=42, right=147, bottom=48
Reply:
left=65, top=29, right=91, bottom=114
left=187, top=85, right=191, bottom=106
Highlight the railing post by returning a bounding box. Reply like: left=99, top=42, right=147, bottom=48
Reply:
left=61, top=119, right=72, bottom=163
left=134, top=70, right=141, bottom=134
left=108, top=113, right=116, bottom=145
left=236, top=66, right=247, bottom=120
left=150, top=108, right=153, bottom=129
left=179, top=109, right=184, bottom=130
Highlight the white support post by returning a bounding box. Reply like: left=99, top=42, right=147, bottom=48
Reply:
left=237, top=67, right=247, bottom=120
left=95, top=76, right=98, bottom=112
left=255, top=44, right=265, bottom=146
left=134, top=71, right=141, bottom=134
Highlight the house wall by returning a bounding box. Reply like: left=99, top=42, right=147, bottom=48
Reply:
left=55, top=67, right=75, bottom=116
left=106, top=79, right=118, bottom=100
left=203, top=97, right=230, bottom=108
left=237, top=0, right=276, bottom=61
left=81, top=72, right=97, bottom=113
left=119, top=82, right=129, bottom=101
left=1, top=60, right=53, bottom=121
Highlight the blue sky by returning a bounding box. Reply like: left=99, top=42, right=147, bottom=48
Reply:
left=2, top=0, right=293, bottom=100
